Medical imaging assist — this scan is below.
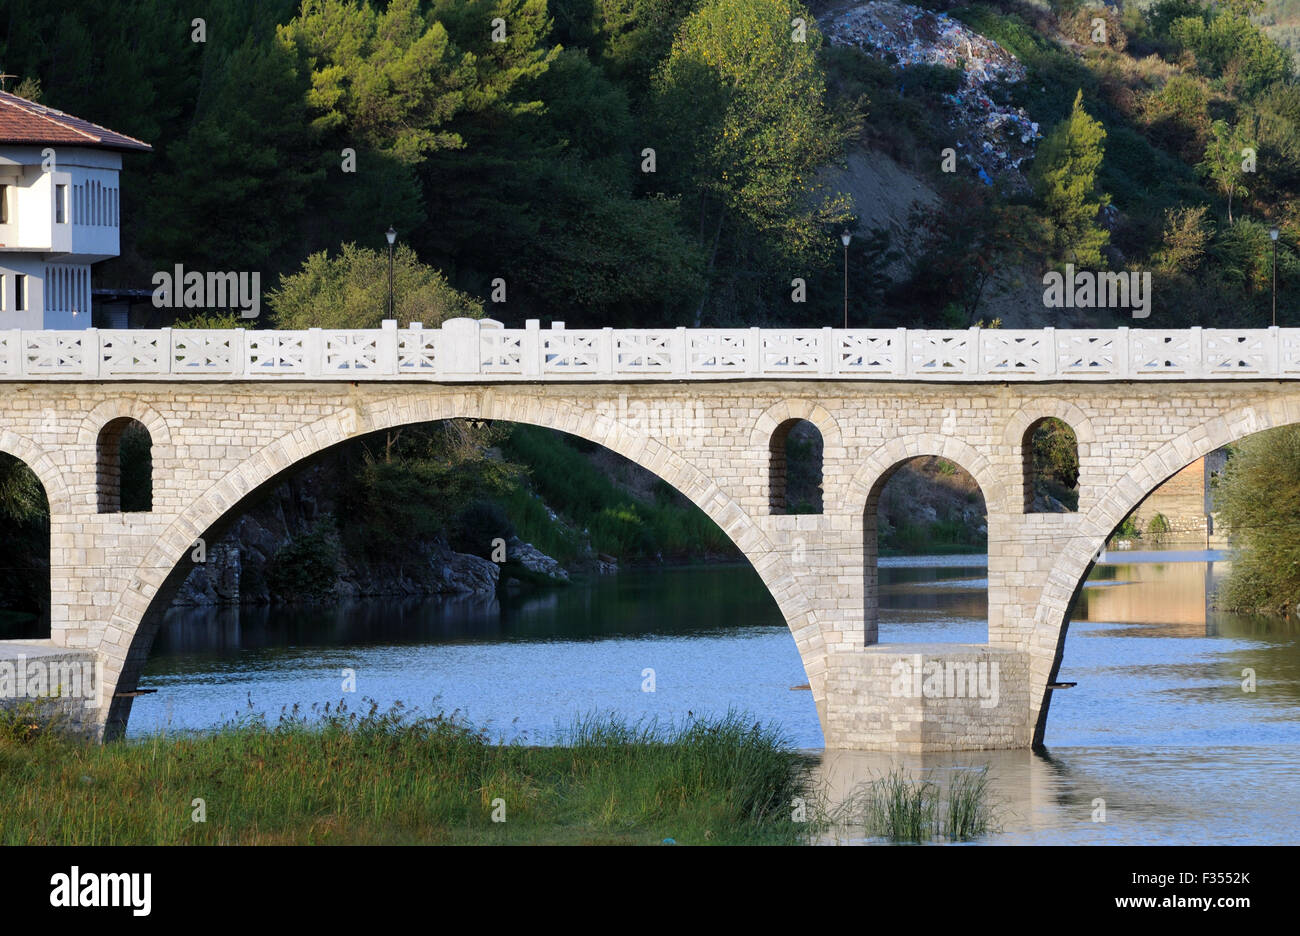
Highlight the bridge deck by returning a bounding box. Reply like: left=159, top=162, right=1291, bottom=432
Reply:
left=3, top=319, right=1299, bottom=381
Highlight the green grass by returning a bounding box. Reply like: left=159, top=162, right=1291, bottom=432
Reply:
left=0, top=702, right=816, bottom=846
left=833, top=767, right=999, bottom=843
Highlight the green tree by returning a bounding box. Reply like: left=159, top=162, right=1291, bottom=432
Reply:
left=1168, top=8, right=1292, bottom=97
left=650, top=0, right=854, bottom=322
left=140, top=37, right=323, bottom=273
left=1215, top=426, right=1300, bottom=614
left=1213, top=218, right=1300, bottom=295
left=269, top=244, right=483, bottom=329
left=277, top=0, right=475, bottom=164
left=1198, top=120, right=1255, bottom=223
left=1031, top=90, right=1111, bottom=268
left=913, top=183, right=1046, bottom=324
left=552, top=0, right=698, bottom=94
left=1155, top=204, right=1213, bottom=275
left=340, top=421, right=523, bottom=564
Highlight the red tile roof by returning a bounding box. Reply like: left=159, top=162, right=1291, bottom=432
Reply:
left=0, top=90, right=151, bottom=152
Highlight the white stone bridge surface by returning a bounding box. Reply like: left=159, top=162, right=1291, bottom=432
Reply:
left=2, top=318, right=1300, bottom=750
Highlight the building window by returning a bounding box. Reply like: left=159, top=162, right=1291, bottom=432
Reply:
left=15, top=275, right=26, bottom=312
left=56, top=184, right=68, bottom=224
left=0, top=184, right=9, bottom=224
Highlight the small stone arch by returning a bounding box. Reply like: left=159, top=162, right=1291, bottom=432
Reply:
left=752, top=402, right=842, bottom=514
left=77, top=399, right=172, bottom=448
left=1021, top=418, right=1080, bottom=513
left=101, top=391, right=833, bottom=739
left=1004, top=400, right=1092, bottom=513
left=750, top=400, right=842, bottom=450
left=96, top=417, right=153, bottom=513
left=768, top=418, right=824, bottom=514
left=1001, top=399, right=1094, bottom=449
left=851, top=434, right=1003, bottom=513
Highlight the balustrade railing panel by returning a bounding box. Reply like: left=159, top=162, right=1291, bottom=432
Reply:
left=761, top=330, right=824, bottom=373
left=3, top=321, right=1300, bottom=380
left=321, top=330, right=382, bottom=373
left=1057, top=331, right=1119, bottom=375
left=1203, top=329, right=1272, bottom=375
left=245, top=331, right=308, bottom=375
left=1131, top=329, right=1199, bottom=374
left=614, top=331, right=675, bottom=373
left=100, top=330, right=165, bottom=375
left=171, top=330, right=240, bottom=373
left=22, top=332, right=90, bottom=375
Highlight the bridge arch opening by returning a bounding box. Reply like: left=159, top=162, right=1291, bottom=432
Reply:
left=769, top=418, right=823, bottom=514
left=105, top=411, right=819, bottom=741
left=863, top=455, right=988, bottom=643
left=1023, top=417, right=1079, bottom=513
left=97, top=418, right=152, bottom=513
left=1032, top=419, right=1299, bottom=747
left=0, top=450, right=50, bottom=639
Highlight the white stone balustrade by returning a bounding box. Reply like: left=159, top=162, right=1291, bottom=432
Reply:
left=2, top=318, right=1300, bottom=381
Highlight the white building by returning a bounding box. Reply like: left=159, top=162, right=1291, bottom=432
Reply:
left=0, top=89, right=151, bottom=329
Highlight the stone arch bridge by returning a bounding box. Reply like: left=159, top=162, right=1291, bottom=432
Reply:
left=2, top=319, right=1298, bottom=750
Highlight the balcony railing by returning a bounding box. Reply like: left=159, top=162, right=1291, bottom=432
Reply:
left=2, top=318, right=1300, bottom=381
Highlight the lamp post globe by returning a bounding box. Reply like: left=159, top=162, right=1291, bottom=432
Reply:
left=1271, top=227, right=1280, bottom=328
left=385, top=227, right=397, bottom=321
left=841, top=231, right=852, bottom=329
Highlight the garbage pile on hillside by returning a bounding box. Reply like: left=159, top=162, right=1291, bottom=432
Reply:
left=823, top=1, right=1041, bottom=180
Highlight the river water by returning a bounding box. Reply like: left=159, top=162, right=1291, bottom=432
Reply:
left=130, top=551, right=1300, bottom=845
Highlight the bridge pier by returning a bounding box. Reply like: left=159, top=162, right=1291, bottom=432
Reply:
left=822, top=645, right=1032, bottom=751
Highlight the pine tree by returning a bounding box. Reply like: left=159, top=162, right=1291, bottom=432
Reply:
left=1031, top=90, right=1111, bottom=268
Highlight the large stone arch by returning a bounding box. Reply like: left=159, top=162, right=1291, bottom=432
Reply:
left=99, top=390, right=830, bottom=738
left=1027, top=393, right=1300, bottom=745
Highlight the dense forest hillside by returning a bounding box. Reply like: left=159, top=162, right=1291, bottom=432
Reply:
left=4, top=0, right=1298, bottom=328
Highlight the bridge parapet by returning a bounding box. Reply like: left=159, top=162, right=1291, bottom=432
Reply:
left=3, top=319, right=1300, bottom=381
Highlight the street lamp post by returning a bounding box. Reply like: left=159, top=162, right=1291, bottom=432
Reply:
left=1270, top=227, right=1280, bottom=327
left=386, top=226, right=397, bottom=320
left=840, top=230, right=852, bottom=329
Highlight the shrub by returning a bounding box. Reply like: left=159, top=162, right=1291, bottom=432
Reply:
left=1214, top=425, right=1300, bottom=613
left=265, top=519, right=341, bottom=602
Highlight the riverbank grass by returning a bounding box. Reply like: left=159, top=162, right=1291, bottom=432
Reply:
left=0, top=704, right=814, bottom=845
left=835, top=767, right=999, bottom=843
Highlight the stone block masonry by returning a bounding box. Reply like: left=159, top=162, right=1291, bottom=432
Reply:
left=1, top=347, right=1298, bottom=749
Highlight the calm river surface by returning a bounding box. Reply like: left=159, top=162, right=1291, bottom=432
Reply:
left=131, top=551, right=1300, bottom=845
